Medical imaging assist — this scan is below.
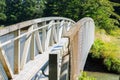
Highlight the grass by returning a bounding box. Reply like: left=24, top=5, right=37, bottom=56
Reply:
left=90, top=28, right=120, bottom=73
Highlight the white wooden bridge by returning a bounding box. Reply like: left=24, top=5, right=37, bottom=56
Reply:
left=0, top=17, right=95, bottom=80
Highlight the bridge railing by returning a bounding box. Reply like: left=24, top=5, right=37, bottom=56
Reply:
left=0, top=17, right=75, bottom=80
left=64, top=17, right=95, bottom=80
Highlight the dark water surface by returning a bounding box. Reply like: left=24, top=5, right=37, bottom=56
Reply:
left=84, top=55, right=120, bottom=80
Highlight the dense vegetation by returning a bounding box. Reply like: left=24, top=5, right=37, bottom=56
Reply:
left=90, top=28, right=120, bottom=73
left=0, top=0, right=46, bottom=25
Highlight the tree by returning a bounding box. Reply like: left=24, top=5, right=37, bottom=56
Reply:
left=0, top=0, right=6, bottom=25
left=6, top=0, right=46, bottom=25
left=80, top=0, right=119, bottom=33
left=21, top=0, right=46, bottom=21
left=6, top=0, right=23, bottom=24
left=44, top=0, right=69, bottom=17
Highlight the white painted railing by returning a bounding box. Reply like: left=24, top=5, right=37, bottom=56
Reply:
left=0, top=17, right=75, bottom=80
left=64, top=17, right=95, bottom=80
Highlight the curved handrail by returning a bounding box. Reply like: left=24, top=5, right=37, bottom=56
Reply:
left=0, top=17, right=75, bottom=36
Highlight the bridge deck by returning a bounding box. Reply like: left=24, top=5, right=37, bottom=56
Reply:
left=12, top=38, right=69, bottom=80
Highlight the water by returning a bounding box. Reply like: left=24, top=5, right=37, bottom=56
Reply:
left=84, top=55, right=120, bottom=80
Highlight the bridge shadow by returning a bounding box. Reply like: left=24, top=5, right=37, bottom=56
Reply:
left=84, top=54, right=116, bottom=74
left=60, top=54, right=69, bottom=80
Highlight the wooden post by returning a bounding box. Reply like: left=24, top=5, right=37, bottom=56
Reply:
left=49, top=52, right=58, bottom=80
left=14, top=29, right=20, bottom=74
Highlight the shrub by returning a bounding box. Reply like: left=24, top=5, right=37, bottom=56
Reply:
left=104, top=58, right=120, bottom=73
left=79, top=72, right=96, bottom=80
left=90, top=39, right=105, bottom=58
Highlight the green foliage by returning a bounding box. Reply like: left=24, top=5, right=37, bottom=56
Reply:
left=90, top=29, right=120, bottom=73
left=90, top=39, right=105, bottom=58
left=79, top=72, right=96, bottom=80
left=80, top=0, right=119, bottom=33
left=91, top=40, right=120, bottom=73
left=21, top=0, right=46, bottom=21
left=44, top=0, right=69, bottom=17
left=5, top=0, right=46, bottom=25
left=104, top=58, right=120, bottom=73
left=0, top=0, right=6, bottom=24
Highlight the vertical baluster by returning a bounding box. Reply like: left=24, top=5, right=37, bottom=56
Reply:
left=53, top=23, right=58, bottom=43
left=14, top=29, right=20, bottom=74
left=62, top=21, right=67, bottom=36
left=49, top=24, right=55, bottom=46
left=67, top=22, right=71, bottom=31
left=56, top=20, right=60, bottom=42
left=42, top=22, right=46, bottom=51
left=58, top=20, right=64, bottom=41
left=30, top=31, right=35, bottom=60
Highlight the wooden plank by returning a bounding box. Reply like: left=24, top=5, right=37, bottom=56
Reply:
left=30, top=32, right=35, bottom=60
left=20, top=26, right=33, bottom=70
left=0, top=43, right=13, bottom=79
left=14, top=29, right=20, bottom=74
